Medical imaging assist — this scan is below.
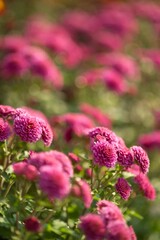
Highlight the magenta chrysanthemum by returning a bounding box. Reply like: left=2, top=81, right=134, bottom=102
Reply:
left=0, top=118, right=11, bottom=141
left=13, top=113, right=42, bottom=143
left=115, top=178, right=132, bottom=200
left=91, top=140, right=117, bottom=168
left=134, top=173, right=156, bottom=200
left=76, top=179, right=92, bottom=208
left=0, top=105, right=15, bottom=119
left=117, top=148, right=134, bottom=167
left=24, top=216, right=42, bottom=232
left=39, top=166, right=71, bottom=199
left=88, top=127, right=117, bottom=144
left=106, top=221, right=131, bottom=240
left=130, top=146, right=150, bottom=174
left=39, top=119, right=53, bottom=146
left=79, top=214, right=106, bottom=240
left=97, top=200, right=124, bottom=225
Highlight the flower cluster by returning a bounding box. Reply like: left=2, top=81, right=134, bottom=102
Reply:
left=0, top=105, right=53, bottom=146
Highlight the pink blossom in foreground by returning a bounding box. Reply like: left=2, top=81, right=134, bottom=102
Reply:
left=97, top=200, right=124, bottom=226
left=0, top=35, right=27, bottom=53
left=24, top=216, right=42, bottom=232
left=91, top=140, right=117, bottom=168
left=115, top=178, right=132, bottom=200
left=0, top=118, right=11, bottom=141
left=106, top=220, right=131, bottom=240
left=79, top=214, right=106, bottom=240
left=130, top=146, right=150, bottom=174
left=117, top=148, right=134, bottom=167
left=13, top=162, right=38, bottom=181
left=39, top=166, right=71, bottom=199
left=134, top=173, right=156, bottom=200
left=13, top=113, right=42, bottom=143
left=129, top=226, right=137, bottom=240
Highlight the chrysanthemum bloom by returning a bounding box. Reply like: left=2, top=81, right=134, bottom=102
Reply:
left=130, top=146, right=150, bottom=174
left=129, top=226, right=137, bottom=240
left=13, top=161, right=28, bottom=175
left=138, top=131, right=160, bottom=150
left=39, top=166, right=71, bottom=199
left=97, top=200, right=124, bottom=225
left=115, top=178, right=131, bottom=200
left=106, top=220, right=132, bottom=240
left=1, top=53, right=28, bottom=78
left=117, top=148, right=134, bottom=167
left=0, top=105, right=15, bottom=119
left=76, top=69, right=104, bottom=86
left=0, top=35, right=27, bottom=53
left=91, top=140, right=117, bottom=168
left=0, top=118, right=11, bottom=141
left=23, top=164, right=38, bottom=181
left=79, top=214, right=106, bottom=240
left=134, top=173, right=156, bottom=200
left=88, top=127, right=118, bottom=144
left=103, top=69, right=127, bottom=95
left=54, top=113, right=95, bottom=142
left=49, top=150, right=73, bottom=177
left=13, top=113, right=42, bottom=143
left=74, top=179, right=92, bottom=208
left=24, top=216, right=42, bottom=232
left=96, top=53, right=139, bottom=79
left=28, top=150, right=73, bottom=177
left=23, top=46, right=63, bottom=89
left=13, top=162, right=38, bottom=180
left=28, top=151, right=63, bottom=171
left=80, top=103, right=112, bottom=128
left=39, top=119, right=53, bottom=147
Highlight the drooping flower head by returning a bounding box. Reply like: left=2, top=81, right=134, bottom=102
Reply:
left=115, top=178, right=132, bottom=200
left=0, top=118, right=11, bottom=141
left=130, top=146, right=150, bottom=174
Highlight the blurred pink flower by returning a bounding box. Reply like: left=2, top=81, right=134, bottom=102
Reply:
left=0, top=118, right=11, bottom=141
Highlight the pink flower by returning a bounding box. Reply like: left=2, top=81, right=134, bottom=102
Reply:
left=24, top=216, right=42, bottom=232
left=0, top=105, right=15, bottom=119
left=80, top=103, right=112, bottom=128
left=39, top=119, right=53, bottom=147
left=68, top=152, right=80, bottom=163
left=117, top=148, right=134, bottom=167
left=106, top=220, right=131, bottom=240
left=28, top=150, right=73, bottom=177
left=0, top=35, right=27, bottom=53
left=13, top=161, right=28, bottom=175
left=1, top=53, right=28, bottom=78
left=115, top=178, right=131, bottom=200
left=96, top=53, right=139, bottom=79
left=75, top=179, right=92, bottom=208
left=88, top=127, right=118, bottom=144
left=134, top=173, right=156, bottom=201
left=138, top=131, right=160, bottom=150
left=130, top=146, right=150, bottom=174
left=39, top=166, right=71, bottom=199
left=129, top=226, right=137, bottom=240
left=91, top=140, right=117, bottom=168
left=76, top=69, right=104, bottom=86
left=103, top=69, right=127, bottom=95
left=97, top=200, right=124, bottom=225
left=0, top=118, right=11, bottom=141
left=13, top=113, right=42, bottom=143
left=79, top=214, right=106, bottom=240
